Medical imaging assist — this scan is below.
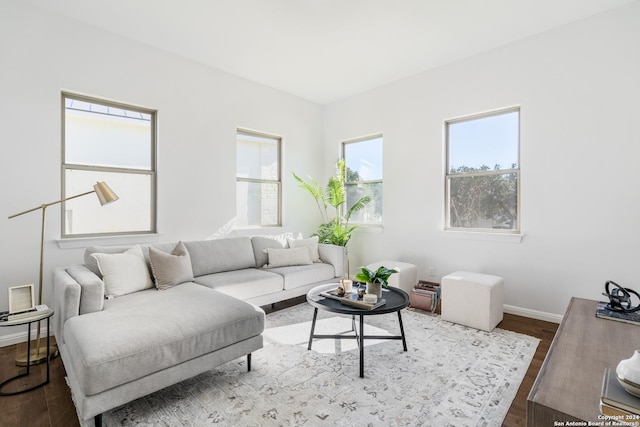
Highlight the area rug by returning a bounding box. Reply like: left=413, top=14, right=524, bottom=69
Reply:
left=85, top=304, right=539, bottom=426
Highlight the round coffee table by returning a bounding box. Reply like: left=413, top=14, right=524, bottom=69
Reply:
left=306, top=283, right=409, bottom=378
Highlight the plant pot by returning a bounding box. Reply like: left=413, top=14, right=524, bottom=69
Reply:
left=366, top=282, right=383, bottom=299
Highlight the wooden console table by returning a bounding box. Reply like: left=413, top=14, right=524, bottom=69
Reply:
left=527, top=297, right=640, bottom=425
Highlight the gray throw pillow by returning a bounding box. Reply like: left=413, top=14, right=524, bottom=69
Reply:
left=149, top=241, right=195, bottom=290
left=265, top=247, right=313, bottom=268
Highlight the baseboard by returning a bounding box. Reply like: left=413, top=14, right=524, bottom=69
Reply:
left=504, top=304, right=563, bottom=324
left=0, top=325, right=50, bottom=348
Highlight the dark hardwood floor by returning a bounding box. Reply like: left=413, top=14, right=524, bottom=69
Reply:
left=0, top=298, right=558, bottom=427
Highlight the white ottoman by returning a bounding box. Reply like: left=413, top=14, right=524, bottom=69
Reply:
left=441, top=271, right=504, bottom=332
left=365, top=260, right=417, bottom=295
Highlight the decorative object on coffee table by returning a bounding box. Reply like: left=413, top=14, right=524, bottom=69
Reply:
left=354, top=265, right=398, bottom=299
left=8, top=181, right=118, bottom=365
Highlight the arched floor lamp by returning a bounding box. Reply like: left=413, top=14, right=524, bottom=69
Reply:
left=8, top=181, right=118, bottom=365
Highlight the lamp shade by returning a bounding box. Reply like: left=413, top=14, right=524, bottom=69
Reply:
left=93, top=181, right=119, bottom=206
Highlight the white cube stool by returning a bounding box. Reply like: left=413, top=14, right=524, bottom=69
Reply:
left=441, top=271, right=504, bottom=332
left=365, top=260, right=417, bottom=295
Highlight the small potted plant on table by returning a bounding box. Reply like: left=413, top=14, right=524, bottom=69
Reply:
left=354, top=266, right=398, bottom=299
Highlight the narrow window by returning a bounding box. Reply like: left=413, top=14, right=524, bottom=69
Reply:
left=62, top=93, right=156, bottom=237
left=446, top=107, right=520, bottom=232
left=236, top=129, right=281, bottom=227
left=342, top=134, right=383, bottom=225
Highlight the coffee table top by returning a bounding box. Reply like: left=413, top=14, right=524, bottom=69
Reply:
left=307, top=283, right=409, bottom=315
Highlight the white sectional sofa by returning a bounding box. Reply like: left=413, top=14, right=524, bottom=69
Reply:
left=52, top=236, right=344, bottom=426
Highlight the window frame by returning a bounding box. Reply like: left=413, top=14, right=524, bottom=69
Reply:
left=235, top=128, right=282, bottom=228
left=61, top=92, right=157, bottom=238
left=341, top=133, right=384, bottom=226
left=445, top=107, right=521, bottom=234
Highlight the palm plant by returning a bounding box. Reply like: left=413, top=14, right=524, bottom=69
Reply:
left=293, top=159, right=371, bottom=246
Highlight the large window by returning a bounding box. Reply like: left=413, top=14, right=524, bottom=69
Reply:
left=236, top=129, right=281, bottom=227
left=62, top=93, right=156, bottom=237
left=342, top=134, right=383, bottom=224
left=446, top=107, right=520, bottom=232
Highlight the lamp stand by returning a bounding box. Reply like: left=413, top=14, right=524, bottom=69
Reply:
left=9, top=184, right=117, bottom=367
left=15, top=204, right=59, bottom=366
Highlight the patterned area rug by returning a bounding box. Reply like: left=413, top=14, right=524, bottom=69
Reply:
left=88, top=304, right=539, bottom=426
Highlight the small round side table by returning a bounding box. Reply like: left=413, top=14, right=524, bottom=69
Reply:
left=0, top=310, right=54, bottom=396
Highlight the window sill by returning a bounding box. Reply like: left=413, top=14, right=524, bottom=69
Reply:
left=442, top=230, right=524, bottom=243
left=57, top=234, right=161, bottom=249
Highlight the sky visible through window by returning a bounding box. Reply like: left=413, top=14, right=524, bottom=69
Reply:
left=449, top=110, right=519, bottom=171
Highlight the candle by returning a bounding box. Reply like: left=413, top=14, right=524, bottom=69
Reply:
left=341, top=279, right=353, bottom=292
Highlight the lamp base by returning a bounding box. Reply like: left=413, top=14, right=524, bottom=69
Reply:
left=15, top=344, right=59, bottom=366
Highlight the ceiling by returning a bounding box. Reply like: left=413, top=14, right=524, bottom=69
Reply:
left=25, top=0, right=635, bottom=105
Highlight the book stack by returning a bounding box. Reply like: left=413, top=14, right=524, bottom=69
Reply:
left=596, top=301, right=640, bottom=325
left=601, top=368, right=640, bottom=425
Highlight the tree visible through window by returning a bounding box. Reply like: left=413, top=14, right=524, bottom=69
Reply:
left=62, top=93, right=156, bottom=237
left=446, top=108, right=520, bottom=232
left=343, top=134, right=383, bottom=225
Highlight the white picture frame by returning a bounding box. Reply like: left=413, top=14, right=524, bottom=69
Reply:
left=8, top=284, right=35, bottom=314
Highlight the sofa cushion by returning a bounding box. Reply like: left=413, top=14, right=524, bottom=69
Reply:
left=251, top=236, right=285, bottom=268
left=91, top=245, right=154, bottom=298
left=149, top=241, right=194, bottom=290
left=184, top=237, right=255, bottom=276
left=194, top=269, right=283, bottom=300
left=287, top=236, right=321, bottom=262
left=265, top=247, right=313, bottom=268
left=268, top=263, right=336, bottom=290
left=63, top=282, right=265, bottom=396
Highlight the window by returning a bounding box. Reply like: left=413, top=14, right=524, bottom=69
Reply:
left=446, top=107, right=520, bottom=232
left=62, top=93, right=156, bottom=237
left=236, top=129, right=281, bottom=227
left=342, top=134, right=383, bottom=224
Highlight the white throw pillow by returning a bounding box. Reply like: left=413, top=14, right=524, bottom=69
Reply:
left=287, top=236, right=320, bottom=262
left=91, top=245, right=153, bottom=298
left=265, top=247, right=313, bottom=268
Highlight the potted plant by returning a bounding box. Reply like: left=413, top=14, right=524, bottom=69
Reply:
left=354, top=266, right=398, bottom=299
left=293, top=159, right=371, bottom=247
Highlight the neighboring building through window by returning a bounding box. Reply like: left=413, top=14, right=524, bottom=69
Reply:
left=445, top=107, right=520, bottom=232
left=236, top=129, right=281, bottom=227
left=342, top=134, right=383, bottom=224
left=62, top=93, right=156, bottom=237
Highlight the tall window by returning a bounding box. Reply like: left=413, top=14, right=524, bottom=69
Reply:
left=62, top=93, right=156, bottom=237
left=236, top=129, right=281, bottom=227
left=446, top=107, right=520, bottom=232
left=342, top=134, right=383, bottom=224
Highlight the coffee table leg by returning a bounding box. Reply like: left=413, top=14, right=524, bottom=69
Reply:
left=397, top=310, right=408, bottom=351
left=359, top=315, right=364, bottom=378
left=308, top=308, right=319, bottom=350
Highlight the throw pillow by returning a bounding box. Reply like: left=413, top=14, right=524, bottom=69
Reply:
left=251, top=236, right=285, bottom=268
left=265, top=247, right=313, bottom=268
left=287, top=236, right=321, bottom=262
left=91, top=245, right=153, bottom=298
left=149, top=241, right=195, bottom=290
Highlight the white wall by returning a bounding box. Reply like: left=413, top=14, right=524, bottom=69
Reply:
left=0, top=2, right=324, bottom=343
left=323, top=1, right=640, bottom=319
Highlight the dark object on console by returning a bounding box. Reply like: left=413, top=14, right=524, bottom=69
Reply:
left=603, top=280, right=640, bottom=313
